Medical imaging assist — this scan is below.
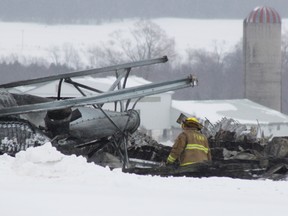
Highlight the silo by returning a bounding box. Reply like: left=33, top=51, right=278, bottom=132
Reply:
left=243, top=6, right=282, bottom=111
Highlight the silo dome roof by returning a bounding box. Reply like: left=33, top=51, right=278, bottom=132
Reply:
left=245, top=6, right=281, bottom=24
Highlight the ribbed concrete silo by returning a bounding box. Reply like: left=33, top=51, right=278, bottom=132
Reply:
left=243, top=6, right=282, bottom=111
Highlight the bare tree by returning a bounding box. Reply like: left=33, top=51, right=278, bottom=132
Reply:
left=93, top=19, right=176, bottom=65
left=121, top=20, right=176, bottom=60
left=186, top=47, right=225, bottom=99
left=87, top=43, right=124, bottom=67
left=175, top=42, right=243, bottom=100
left=62, top=43, right=83, bottom=69
left=49, top=43, right=83, bottom=69
left=222, top=41, right=244, bottom=98
left=49, top=46, right=62, bottom=65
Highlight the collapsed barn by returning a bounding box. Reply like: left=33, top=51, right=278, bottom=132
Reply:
left=0, top=56, right=288, bottom=181
left=1, top=104, right=288, bottom=180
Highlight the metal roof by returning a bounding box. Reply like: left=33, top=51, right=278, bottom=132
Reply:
left=245, top=6, right=281, bottom=24
left=171, top=99, right=288, bottom=137
left=171, top=99, right=288, bottom=125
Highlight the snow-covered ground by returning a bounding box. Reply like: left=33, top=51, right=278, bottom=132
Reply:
left=1, top=18, right=288, bottom=66
left=1, top=18, right=288, bottom=216
left=0, top=143, right=288, bottom=216
left=0, top=18, right=244, bottom=59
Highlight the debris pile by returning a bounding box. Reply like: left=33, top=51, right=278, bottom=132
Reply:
left=0, top=90, right=49, bottom=155
left=125, top=118, right=288, bottom=180
left=0, top=117, right=49, bottom=155
left=1, top=90, right=288, bottom=180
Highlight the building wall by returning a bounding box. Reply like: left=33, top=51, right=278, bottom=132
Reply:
left=135, top=94, right=172, bottom=130
left=244, top=22, right=282, bottom=111
left=103, top=94, right=172, bottom=130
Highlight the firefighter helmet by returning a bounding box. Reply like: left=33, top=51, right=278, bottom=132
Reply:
left=183, top=117, right=203, bottom=130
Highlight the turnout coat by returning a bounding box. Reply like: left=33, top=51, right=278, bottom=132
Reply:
left=167, top=128, right=211, bottom=166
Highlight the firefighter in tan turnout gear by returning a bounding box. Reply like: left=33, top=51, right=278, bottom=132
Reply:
left=166, top=117, right=212, bottom=167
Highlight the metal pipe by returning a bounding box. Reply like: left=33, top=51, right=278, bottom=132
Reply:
left=64, top=78, right=103, bottom=94
left=0, top=75, right=197, bottom=117
left=0, top=56, right=168, bottom=88
left=57, top=79, right=64, bottom=100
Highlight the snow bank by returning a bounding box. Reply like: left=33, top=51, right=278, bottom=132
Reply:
left=0, top=143, right=288, bottom=216
left=4, top=142, right=116, bottom=180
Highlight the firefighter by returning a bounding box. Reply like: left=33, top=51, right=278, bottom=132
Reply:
left=166, top=117, right=212, bottom=167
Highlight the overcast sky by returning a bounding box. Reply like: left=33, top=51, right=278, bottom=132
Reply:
left=0, top=0, right=287, bottom=23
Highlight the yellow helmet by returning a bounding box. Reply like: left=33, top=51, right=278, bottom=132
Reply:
left=183, top=117, right=203, bottom=129
left=186, top=117, right=199, bottom=123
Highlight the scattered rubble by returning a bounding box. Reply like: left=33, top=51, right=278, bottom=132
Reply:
left=1, top=104, right=288, bottom=180
left=124, top=118, right=288, bottom=180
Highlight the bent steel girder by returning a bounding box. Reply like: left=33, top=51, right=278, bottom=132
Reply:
left=59, top=68, right=132, bottom=111
left=0, top=75, right=198, bottom=117
left=0, top=56, right=168, bottom=88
